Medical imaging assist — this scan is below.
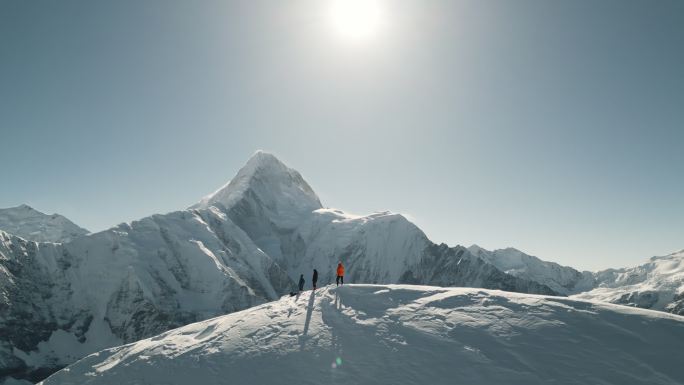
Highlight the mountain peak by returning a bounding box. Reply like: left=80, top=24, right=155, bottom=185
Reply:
left=245, top=150, right=283, bottom=168
left=0, top=205, right=89, bottom=243
left=193, top=151, right=322, bottom=219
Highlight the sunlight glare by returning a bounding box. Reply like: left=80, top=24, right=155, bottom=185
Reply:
left=330, top=0, right=385, bottom=42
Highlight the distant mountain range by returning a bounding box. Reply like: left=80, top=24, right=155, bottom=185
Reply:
left=1, top=151, right=682, bottom=384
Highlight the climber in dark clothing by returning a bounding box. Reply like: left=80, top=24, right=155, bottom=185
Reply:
left=298, top=274, right=305, bottom=292
left=312, top=269, right=318, bottom=290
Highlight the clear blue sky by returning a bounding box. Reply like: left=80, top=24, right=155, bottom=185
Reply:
left=1, top=0, right=682, bottom=270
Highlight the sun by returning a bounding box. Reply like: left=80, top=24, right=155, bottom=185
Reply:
left=329, top=0, right=385, bottom=42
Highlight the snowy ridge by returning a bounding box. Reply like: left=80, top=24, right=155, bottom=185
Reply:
left=39, top=285, right=684, bottom=385
left=287, top=209, right=431, bottom=284
left=0, top=205, right=88, bottom=243
left=468, top=246, right=596, bottom=295
left=573, top=250, right=684, bottom=315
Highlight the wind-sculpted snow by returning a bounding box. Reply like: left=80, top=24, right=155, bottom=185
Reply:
left=573, top=250, right=684, bottom=315
left=0, top=205, right=89, bottom=243
left=39, top=285, right=684, bottom=385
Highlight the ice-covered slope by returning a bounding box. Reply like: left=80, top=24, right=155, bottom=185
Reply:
left=40, top=284, right=684, bottom=385
left=468, top=246, right=596, bottom=295
left=0, top=207, right=292, bottom=382
left=0, top=205, right=88, bottom=243
left=573, top=250, right=684, bottom=315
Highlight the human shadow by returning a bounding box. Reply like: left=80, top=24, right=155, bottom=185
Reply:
left=299, top=290, right=317, bottom=350
left=334, top=289, right=342, bottom=311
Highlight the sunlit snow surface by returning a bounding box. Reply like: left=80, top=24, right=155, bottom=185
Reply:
left=40, top=285, right=684, bottom=385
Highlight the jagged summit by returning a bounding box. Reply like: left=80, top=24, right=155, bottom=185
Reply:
left=193, top=151, right=322, bottom=216
left=0, top=204, right=89, bottom=243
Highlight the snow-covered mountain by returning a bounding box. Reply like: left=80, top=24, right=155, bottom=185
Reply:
left=466, top=245, right=684, bottom=316
left=573, top=250, right=684, bottom=315
left=0, top=207, right=291, bottom=383
left=468, top=246, right=596, bottom=295
left=39, top=285, right=684, bottom=385
left=0, top=151, right=559, bottom=384
left=189, top=152, right=556, bottom=295
left=0, top=205, right=89, bottom=243
left=4, top=150, right=680, bottom=384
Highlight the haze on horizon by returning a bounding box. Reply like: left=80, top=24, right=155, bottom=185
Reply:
left=1, top=0, right=682, bottom=271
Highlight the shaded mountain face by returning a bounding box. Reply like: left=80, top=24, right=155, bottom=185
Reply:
left=0, top=205, right=89, bottom=243
left=39, top=285, right=684, bottom=385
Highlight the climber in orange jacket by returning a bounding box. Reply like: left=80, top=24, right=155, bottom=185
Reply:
left=336, top=262, right=344, bottom=286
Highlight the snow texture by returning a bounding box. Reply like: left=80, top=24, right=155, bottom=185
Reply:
left=39, top=285, right=684, bottom=385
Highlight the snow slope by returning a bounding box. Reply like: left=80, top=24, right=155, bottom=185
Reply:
left=573, top=250, right=684, bottom=315
left=40, top=284, right=684, bottom=385
left=0, top=205, right=88, bottom=243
